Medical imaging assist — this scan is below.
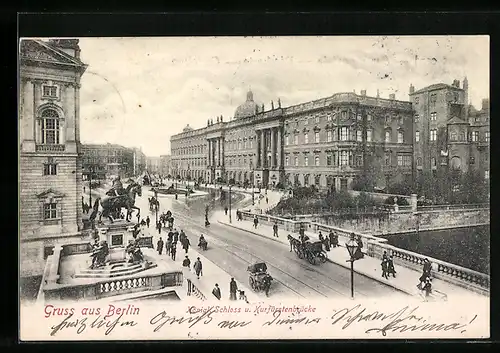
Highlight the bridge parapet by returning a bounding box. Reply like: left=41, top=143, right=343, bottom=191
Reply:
left=237, top=210, right=490, bottom=295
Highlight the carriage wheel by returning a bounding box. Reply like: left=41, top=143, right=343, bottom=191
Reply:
left=297, top=249, right=304, bottom=259
left=318, top=253, right=327, bottom=263
left=249, top=277, right=256, bottom=291
left=307, top=252, right=317, bottom=265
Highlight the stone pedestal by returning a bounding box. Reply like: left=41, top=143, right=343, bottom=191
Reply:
left=411, top=193, right=418, bottom=212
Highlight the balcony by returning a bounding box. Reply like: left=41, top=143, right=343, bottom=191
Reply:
left=36, top=144, right=65, bottom=152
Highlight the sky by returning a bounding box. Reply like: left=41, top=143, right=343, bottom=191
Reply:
left=77, top=36, right=489, bottom=156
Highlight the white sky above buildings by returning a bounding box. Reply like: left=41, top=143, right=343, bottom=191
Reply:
left=77, top=36, right=489, bottom=156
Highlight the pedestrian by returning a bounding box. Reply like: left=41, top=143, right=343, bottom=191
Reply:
left=136, top=213, right=140, bottom=224
left=157, top=222, right=162, bottom=235
left=157, top=237, right=164, bottom=255
left=323, top=236, right=330, bottom=252
left=388, top=255, right=397, bottom=277
left=165, top=238, right=172, bottom=255
left=229, top=278, right=238, bottom=300
left=253, top=216, right=259, bottom=229
left=318, top=231, right=324, bottom=242
left=418, top=259, right=432, bottom=289
left=194, top=257, right=203, bottom=279
left=173, top=230, right=179, bottom=243
left=182, top=255, right=191, bottom=269
left=423, top=278, right=433, bottom=300
left=212, top=283, right=221, bottom=300
left=170, top=243, right=177, bottom=261
left=146, top=216, right=150, bottom=228
left=183, top=237, right=190, bottom=254
left=266, top=196, right=269, bottom=204
left=381, top=258, right=389, bottom=279
left=224, top=206, right=228, bottom=215
left=272, top=222, right=278, bottom=237
left=180, top=229, right=186, bottom=241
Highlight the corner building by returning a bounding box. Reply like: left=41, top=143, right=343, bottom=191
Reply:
left=19, top=39, right=87, bottom=278
left=410, top=78, right=490, bottom=184
left=171, top=89, right=415, bottom=190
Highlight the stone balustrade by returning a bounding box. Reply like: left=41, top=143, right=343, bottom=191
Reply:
left=238, top=210, right=490, bottom=295
left=42, top=269, right=184, bottom=302
left=186, top=278, right=207, bottom=300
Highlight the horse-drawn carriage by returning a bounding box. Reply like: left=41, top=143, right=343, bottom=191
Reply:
left=288, top=235, right=327, bottom=265
left=247, top=262, right=273, bottom=296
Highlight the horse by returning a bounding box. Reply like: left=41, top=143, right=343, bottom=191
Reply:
left=98, top=182, right=142, bottom=223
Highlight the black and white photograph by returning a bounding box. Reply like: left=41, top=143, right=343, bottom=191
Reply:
left=19, top=35, right=490, bottom=340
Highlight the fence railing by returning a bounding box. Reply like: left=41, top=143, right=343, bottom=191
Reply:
left=311, top=221, right=490, bottom=294
left=186, top=278, right=207, bottom=300
left=417, top=203, right=490, bottom=212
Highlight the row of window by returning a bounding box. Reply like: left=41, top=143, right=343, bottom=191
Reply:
left=282, top=152, right=413, bottom=168
left=284, top=128, right=405, bottom=145
left=415, top=130, right=491, bottom=143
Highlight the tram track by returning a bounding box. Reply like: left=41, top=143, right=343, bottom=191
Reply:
left=172, top=208, right=369, bottom=298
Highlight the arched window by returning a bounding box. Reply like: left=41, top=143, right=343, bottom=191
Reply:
left=417, top=157, right=422, bottom=166
left=40, top=109, right=60, bottom=144
left=315, top=156, right=320, bottom=166
left=450, top=131, right=457, bottom=141
left=397, top=130, right=404, bottom=143
left=385, top=130, right=391, bottom=143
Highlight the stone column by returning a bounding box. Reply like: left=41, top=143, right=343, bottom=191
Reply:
left=256, top=131, right=261, bottom=168
left=65, top=83, right=76, bottom=142
left=262, top=129, right=267, bottom=168
left=207, top=140, right=211, bottom=167
left=270, top=127, right=275, bottom=168
left=217, top=138, right=221, bottom=167
left=220, top=137, right=225, bottom=168
left=277, top=127, right=282, bottom=169
left=34, top=81, right=42, bottom=143
left=23, top=79, right=35, bottom=140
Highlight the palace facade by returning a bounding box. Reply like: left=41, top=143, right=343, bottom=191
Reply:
left=19, top=39, right=87, bottom=278
left=171, top=89, right=417, bottom=191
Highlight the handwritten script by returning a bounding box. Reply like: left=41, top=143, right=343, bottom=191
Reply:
left=46, top=304, right=479, bottom=338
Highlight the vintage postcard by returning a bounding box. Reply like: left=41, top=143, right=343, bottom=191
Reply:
left=19, top=36, right=490, bottom=340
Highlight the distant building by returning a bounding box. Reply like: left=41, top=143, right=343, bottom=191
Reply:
left=131, top=147, right=146, bottom=176
left=81, top=143, right=133, bottom=180
left=146, top=156, right=161, bottom=174
left=19, top=39, right=87, bottom=278
left=171, top=89, right=415, bottom=190
left=159, top=154, right=172, bottom=177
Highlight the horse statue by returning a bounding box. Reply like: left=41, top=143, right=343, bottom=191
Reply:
left=98, top=182, right=142, bottom=223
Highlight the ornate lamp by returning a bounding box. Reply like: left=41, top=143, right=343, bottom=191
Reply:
left=345, top=233, right=358, bottom=299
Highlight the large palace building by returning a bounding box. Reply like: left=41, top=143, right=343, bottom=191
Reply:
left=171, top=80, right=489, bottom=191
left=19, top=39, right=87, bottom=278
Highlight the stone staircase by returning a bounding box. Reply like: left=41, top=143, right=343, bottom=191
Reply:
left=74, top=261, right=157, bottom=279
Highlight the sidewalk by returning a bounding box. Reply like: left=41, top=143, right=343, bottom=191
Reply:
left=140, top=225, right=260, bottom=304
left=216, top=211, right=488, bottom=303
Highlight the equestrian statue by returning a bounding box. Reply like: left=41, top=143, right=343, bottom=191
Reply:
left=97, top=176, right=142, bottom=223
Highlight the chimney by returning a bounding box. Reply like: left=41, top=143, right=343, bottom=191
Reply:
left=361, top=90, right=367, bottom=96
left=409, top=84, right=415, bottom=94
left=482, top=98, right=489, bottom=110
left=389, top=93, right=395, bottom=100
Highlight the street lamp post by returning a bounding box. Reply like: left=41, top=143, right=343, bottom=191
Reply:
left=250, top=161, right=255, bottom=205
left=345, top=234, right=359, bottom=299
left=229, top=184, right=232, bottom=223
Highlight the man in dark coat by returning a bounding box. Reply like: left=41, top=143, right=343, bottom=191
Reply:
left=193, top=257, right=203, bottom=279
left=388, top=255, right=397, bottom=277
left=182, top=255, right=191, bottom=269
left=253, top=216, right=258, bottom=229
left=212, top=283, right=221, bottom=300
left=170, top=243, right=177, bottom=261
left=157, top=237, right=164, bottom=255
left=183, top=237, right=191, bottom=254
left=272, top=223, right=278, bottom=237
left=381, top=258, right=389, bottom=279
left=229, top=278, right=238, bottom=300
left=146, top=216, right=150, bottom=228
left=173, top=230, right=179, bottom=243
left=165, top=238, right=172, bottom=255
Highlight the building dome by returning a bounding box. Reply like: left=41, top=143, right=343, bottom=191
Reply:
left=234, top=90, right=260, bottom=119
left=183, top=124, right=194, bottom=132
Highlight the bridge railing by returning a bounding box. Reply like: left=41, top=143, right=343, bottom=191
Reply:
left=310, top=221, right=490, bottom=294
left=240, top=210, right=303, bottom=232
left=417, top=203, right=490, bottom=212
